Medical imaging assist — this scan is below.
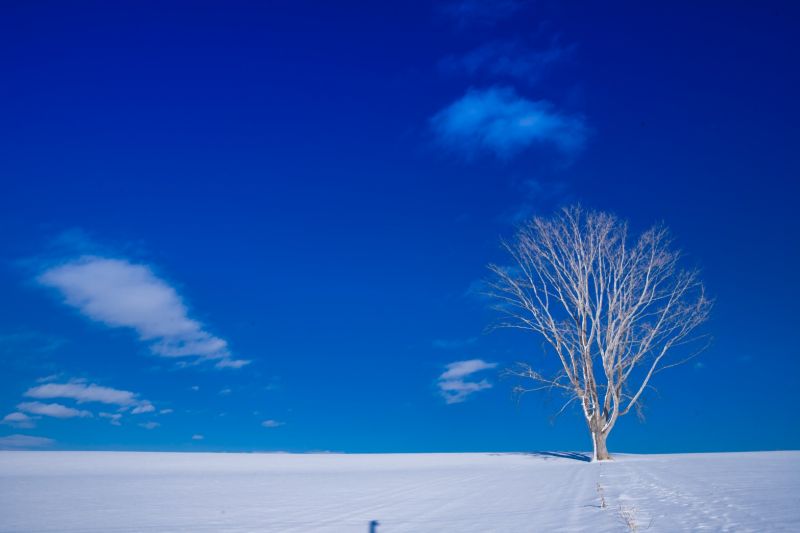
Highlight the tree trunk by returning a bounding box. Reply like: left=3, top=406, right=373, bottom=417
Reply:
left=592, top=430, right=611, bottom=461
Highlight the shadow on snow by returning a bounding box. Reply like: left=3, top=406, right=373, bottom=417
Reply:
left=489, top=451, right=592, bottom=462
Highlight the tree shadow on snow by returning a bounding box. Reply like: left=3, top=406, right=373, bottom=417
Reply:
left=527, top=451, right=591, bottom=462
left=490, top=451, right=591, bottom=462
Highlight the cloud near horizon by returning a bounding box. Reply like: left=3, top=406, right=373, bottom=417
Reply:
left=431, top=86, right=587, bottom=160
left=0, top=434, right=55, bottom=450
left=10, top=380, right=159, bottom=427
left=438, top=359, right=498, bottom=404
left=38, top=256, right=249, bottom=369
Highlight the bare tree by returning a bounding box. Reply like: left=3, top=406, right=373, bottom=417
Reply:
left=488, top=206, right=711, bottom=461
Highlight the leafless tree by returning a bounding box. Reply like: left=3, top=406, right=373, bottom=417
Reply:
left=488, top=206, right=711, bottom=461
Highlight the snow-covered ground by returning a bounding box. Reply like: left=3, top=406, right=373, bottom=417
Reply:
left=0, top=451, right=797, bottom=532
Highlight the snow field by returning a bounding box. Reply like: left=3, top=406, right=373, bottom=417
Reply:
left=0, top=451, right=797, bottom=532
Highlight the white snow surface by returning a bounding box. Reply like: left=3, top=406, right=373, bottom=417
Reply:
left=1, top=450, right=798, bottom=532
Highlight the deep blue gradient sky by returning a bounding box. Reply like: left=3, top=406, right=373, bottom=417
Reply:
left=1, top=1, right=799, bottom=453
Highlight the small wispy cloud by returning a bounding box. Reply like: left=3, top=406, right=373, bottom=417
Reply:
left=138, top=421, right=160, bottom=430
left=438, top=359, right=498, bottom=404
left=431, top=86, right=587, bottom=160
left=192, top=434, right=204, bottom=440
left=1, top=412, right=37, bottom=429
left=261, top=419, right=285, bottom=428
left=214, top=358, right=250, bottom=369
left=441, top=359, right=497, bottom=380
left=0, top=434, right=55, bottom=449
left=441, top=39, right=575, bottom=85
left=439, top=379, right=494, bottom=404
left=38, top=256, right=249, bottom=369
left=130, top=402, right=155, bottom=414
left=17, top=401, right=92, bottom=419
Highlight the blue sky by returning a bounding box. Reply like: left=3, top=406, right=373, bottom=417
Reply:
left=1, top=1, right=798, bottom=453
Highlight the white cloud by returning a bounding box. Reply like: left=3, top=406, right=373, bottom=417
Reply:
left=138, top=421, right=160, bottom=430
left=2, top=412, right=37, bottom=429
left=0, top=434, right=55, bottom=449
left=38, top=256, right=248, bottom=369
left=261, top=419, right=285, bottom=428
left=17, top=401, right=92, bottom=419
left=24, top=381, right=153, bottom=414
left=99, top=412, right=122, bottom=426
left=431, top=86, right=587, bottom=160
left=192, top=434, right=204, bottom=440
left=159, top=408, right=173, bottom=415
left=438, top=359, right=498, bottom=404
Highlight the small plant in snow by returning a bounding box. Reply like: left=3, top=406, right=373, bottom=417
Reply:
left=596, top=482, right=606, bottom=509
